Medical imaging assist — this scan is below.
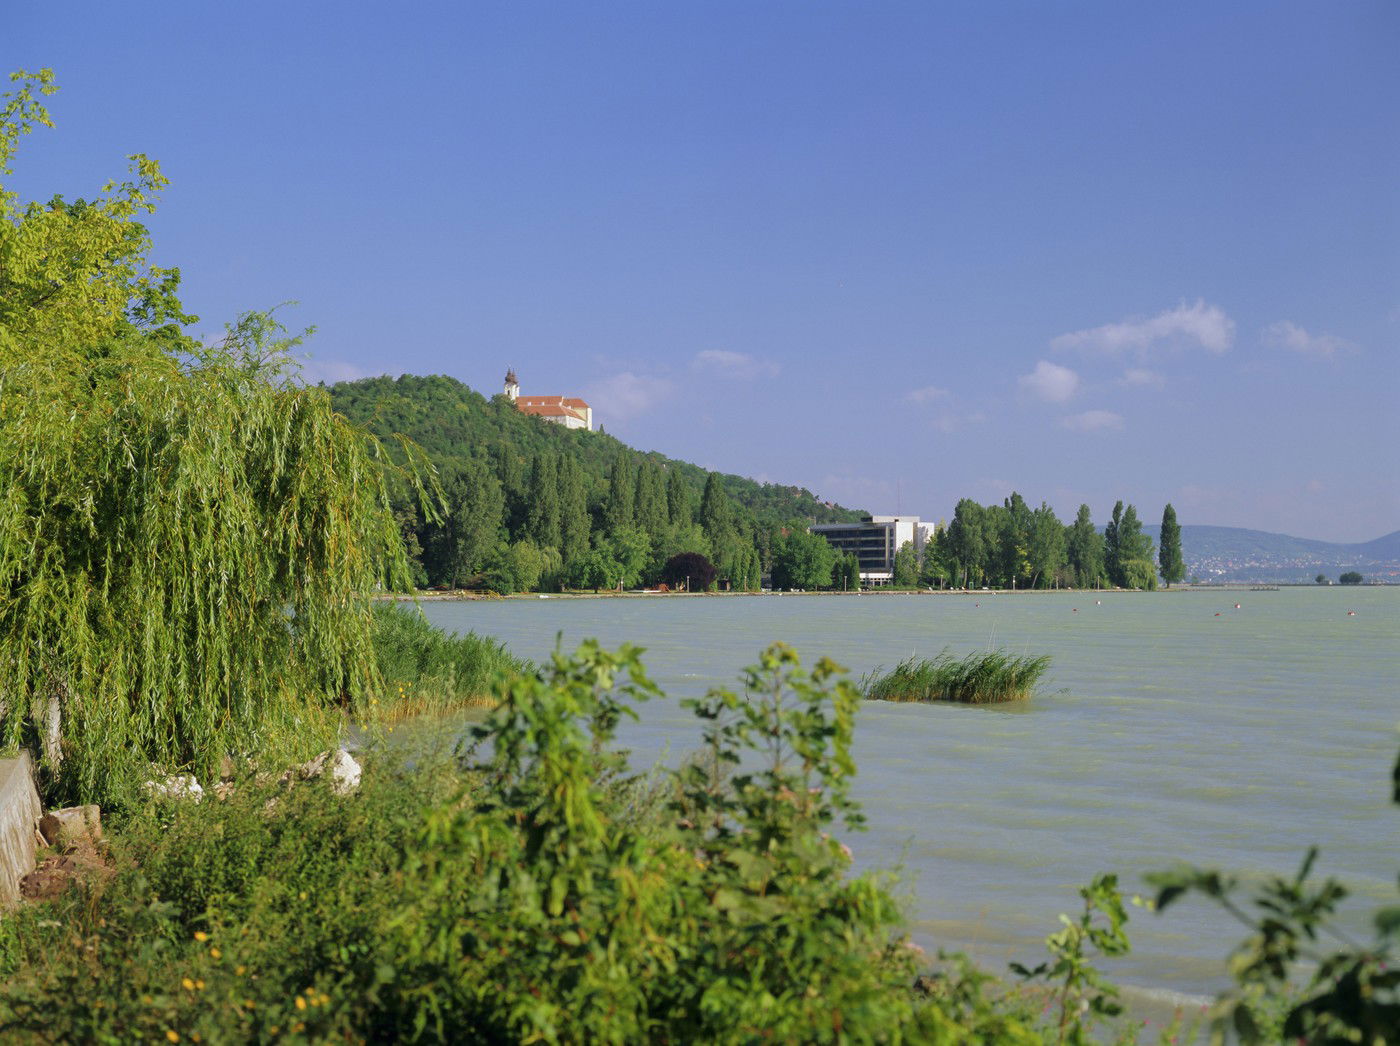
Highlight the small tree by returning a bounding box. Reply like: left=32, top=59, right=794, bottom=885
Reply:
left=892, top=540, right=919, bottom=587
left=1339, top=571, right=1364, bottom=585
left=1158, top=504, right=1185, bottom=587
left=1315, top=574, right=1328, bottom=585
left=661, top=551, right=716, bottom=592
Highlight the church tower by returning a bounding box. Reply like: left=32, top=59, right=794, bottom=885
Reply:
left=504, top=368, right=519, bottom=402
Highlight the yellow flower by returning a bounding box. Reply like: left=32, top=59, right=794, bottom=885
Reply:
left=293, top=1023, right=306, bottom=1034
left=182, top=977, right=195, bottom=991
left=166, top=1032, right=180, bottom=1043
left=298, top=891, right=308, bottom=901
left=236, top=965, right=246, bottom=976
left=195, top=979, right=206, bottom=991
left=210, top=947, right=222, bottom=959
left=193, top=931, right=208, bottom=943
left=295, top=996, right=307, bottom=1011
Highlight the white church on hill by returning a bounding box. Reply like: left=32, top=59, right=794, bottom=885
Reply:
left=504, top=369, right=593, bottom=431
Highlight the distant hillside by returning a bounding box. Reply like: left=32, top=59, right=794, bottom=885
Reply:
left=326, top=373, right=864, bottom=591
left=1144, top=524, right=1400, bottom=583
left=330, top=374, right=863, bottom=528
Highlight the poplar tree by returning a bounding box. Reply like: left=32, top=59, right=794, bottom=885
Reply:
left=525, top=452, right=561, bottom=551
left=1158, top=503, right=1185, bottom=587
left=427, top=460, right=504, bottom=587
left=556, top=455, right=591, bottom=566
left=1066, top=504, right=1105, bottom=588
left=666, top=467, right=692, bottom=526
left=603, top=456, right=634, bottom=533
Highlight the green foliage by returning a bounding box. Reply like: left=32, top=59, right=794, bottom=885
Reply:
left=1340, top=571, right=1364, bottom=585
left=368, top=602, right=528, bottom=717
left=835, top=551, right=862, bottom=591
left=772, top=528, right=839, bottom=590
left=0, top=744, right=465, bottom=1043
left=1066, top=504, right=1105, bottom=588
left=1105, top=501, right=1155, bottom=589
left=1158, top=504, right=1185, bottom=587
left=862, top=650, right=1052, bottom=704
left=1011, top=875, right=1131, bottom=1046
left=892, top=540, right=919, bottom=587
left=661, top=551, right=716, bottom=591
left=0, top=73, right=414, bottom=810
left=1316, top=573, right=1329, bottom=584
left=0, top=642, right=1011, bottom=1042
left=328, top=374, right=864, bottom=593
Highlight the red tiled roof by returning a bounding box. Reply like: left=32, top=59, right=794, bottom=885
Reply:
left=517, top=395, right=590, bottom=409
left=519, top=403, right=585, bottom=419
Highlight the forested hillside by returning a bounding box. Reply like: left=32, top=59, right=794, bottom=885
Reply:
left=329, top=374, right=864, bottom=591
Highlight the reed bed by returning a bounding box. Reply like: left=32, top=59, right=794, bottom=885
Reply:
left=862, top=649, right=1051, bottom=704
left=367, top=602, right=529, bottom=723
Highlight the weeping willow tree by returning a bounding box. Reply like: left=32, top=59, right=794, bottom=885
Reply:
left=0, top=70, right=414, bottom=806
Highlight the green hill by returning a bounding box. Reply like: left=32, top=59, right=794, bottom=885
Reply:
left=328, top=374, right=863, bottom=590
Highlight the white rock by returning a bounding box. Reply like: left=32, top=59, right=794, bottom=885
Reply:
left=327, top=749, right=361, bottom=796
left=144, top=774, right=204, bottom=802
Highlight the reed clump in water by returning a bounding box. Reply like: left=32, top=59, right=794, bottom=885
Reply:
left=863, top=649, right=1051, bottom=704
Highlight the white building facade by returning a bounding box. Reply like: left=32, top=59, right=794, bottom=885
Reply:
left=809, top=515, right=929, bottom=586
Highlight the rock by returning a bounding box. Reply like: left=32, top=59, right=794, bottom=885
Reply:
left=38, top=805, right=101, bottom=849
left=293, top=748, right=361, bottom=795
left=326, top=749, right=361, bottom=796
left=144, top=774, right=204, bottom=802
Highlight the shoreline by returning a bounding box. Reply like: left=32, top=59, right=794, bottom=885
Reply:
left=380, top=582, right=1324, bottom=602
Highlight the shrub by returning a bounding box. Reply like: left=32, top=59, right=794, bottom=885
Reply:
left=660, top=550, right=716, bottom=591
left=0, top=643, right=994, bottom=1043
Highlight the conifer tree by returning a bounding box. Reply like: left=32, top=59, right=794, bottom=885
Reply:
left=666, top=467, right=692, bottom=526
left=525, top=452, right=561, bottom=551
left=1158, top=503, right=1185, bottom=587
left=556, top=455, right=591, bottom=566
left=603, top=455, right=635, bottom=533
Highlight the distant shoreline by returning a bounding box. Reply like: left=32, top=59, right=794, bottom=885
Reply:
left=378, top=582, right=1385, bottom=603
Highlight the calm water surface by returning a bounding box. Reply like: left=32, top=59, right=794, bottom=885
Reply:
left=420, top=588, right=1399, bottom=998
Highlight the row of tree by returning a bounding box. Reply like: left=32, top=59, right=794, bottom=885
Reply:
left=914, top=497, right=1185, bottom=591
left=333, top=377, right=1191, bottom=595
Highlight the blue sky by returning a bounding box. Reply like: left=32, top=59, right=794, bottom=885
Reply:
left=9, top=1, right=1398, bottom=541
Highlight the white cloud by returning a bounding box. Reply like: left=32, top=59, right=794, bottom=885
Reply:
left=1061, top=409, right=1124, bottom=432
left=1120, top=368, right=1166, bottom=388
left=1051, top=300, right=1234, bottom=357
left=906, top=384, right=952, bottom=404
left=691, top=349, right=780, bottom=379
left=1018, top=360, right=1080, bottom=403
left=1262, top=321, right=1354, bottom=360
left=581, top=372, right=675, bottom=422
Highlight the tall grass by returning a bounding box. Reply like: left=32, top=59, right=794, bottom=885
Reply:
left=863, top=649, right=1051, bottom=704
left=368, top=602, right=528, bottom=722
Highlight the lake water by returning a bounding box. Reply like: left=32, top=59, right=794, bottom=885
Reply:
left=418, top=587, right=1399, bottom=1001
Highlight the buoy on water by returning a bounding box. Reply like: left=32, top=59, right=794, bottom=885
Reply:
left=1348, top=610, right=1356, bottom=616
left=1235, top=603, right=1241, bottom=609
